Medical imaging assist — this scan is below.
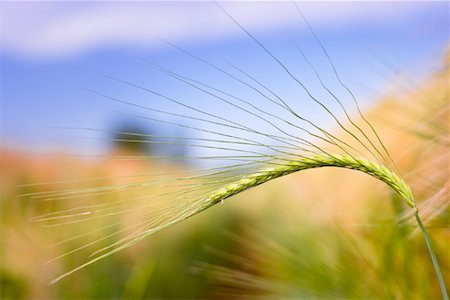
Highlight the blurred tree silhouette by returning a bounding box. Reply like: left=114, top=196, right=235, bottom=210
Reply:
left=112, top=122, right=152, bottom=154
left=111, top=120, right=189, bottom=165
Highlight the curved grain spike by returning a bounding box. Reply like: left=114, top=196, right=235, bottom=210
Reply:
left=206, top=154, right=415, bottom=208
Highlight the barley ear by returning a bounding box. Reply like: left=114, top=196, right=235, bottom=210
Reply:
left=207, top=154, right=415, bottom=209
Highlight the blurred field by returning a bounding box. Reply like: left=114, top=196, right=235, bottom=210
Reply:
left=1, top=57, right=449, bottom=300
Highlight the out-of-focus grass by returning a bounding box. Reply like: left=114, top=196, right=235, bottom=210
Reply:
left=0, top=150, right=253, bottom=299
left=1, top=60, right=449, bottom=299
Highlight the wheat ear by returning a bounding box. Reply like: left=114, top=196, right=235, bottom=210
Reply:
left=206, top=154, right=415, bottom=208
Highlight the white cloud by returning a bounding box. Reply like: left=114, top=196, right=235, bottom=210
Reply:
left=0, top=1, right=424, bottom=60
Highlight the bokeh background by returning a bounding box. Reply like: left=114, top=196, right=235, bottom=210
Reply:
left=1, top=1, right=449, bottom=299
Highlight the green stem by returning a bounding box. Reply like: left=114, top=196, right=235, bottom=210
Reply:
left=415, top=210, right=448, bottom=300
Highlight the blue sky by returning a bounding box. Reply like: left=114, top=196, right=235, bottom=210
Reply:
left=1, top=1, right=448, bottom=158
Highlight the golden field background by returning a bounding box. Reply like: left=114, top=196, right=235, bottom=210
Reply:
left=1, top=56, right=449, bottom=299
